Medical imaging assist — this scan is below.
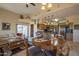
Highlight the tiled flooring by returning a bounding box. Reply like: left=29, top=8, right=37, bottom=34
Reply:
left=69, top=42, right=79, bottom=56
left=12, top=49, right=26, bottom=56
left=12, top=42, right=79, bottom=56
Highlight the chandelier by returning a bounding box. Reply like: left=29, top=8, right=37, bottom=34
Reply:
left=41, top=3, right=52, bottom=10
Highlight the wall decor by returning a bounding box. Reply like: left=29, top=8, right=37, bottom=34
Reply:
left=2, top=23, right=10, bottom=30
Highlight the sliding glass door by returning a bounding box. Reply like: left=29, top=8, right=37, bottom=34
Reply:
left=16, top=24, right=29, bottom=39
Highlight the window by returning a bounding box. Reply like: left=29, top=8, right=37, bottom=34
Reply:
left=17, top=24, right=28, bottom=38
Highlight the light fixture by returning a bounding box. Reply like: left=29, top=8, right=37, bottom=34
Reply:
left=41, top=3, right=52, bottom=10
left=55, top=19, right=58, bottom=22
left=41, top=6, right=45, bottom=10
left=48, top=3, right=52, bottom=8
left=26, top=3, right=29, bottom=4
left=42, top=3, right=47, bottom=5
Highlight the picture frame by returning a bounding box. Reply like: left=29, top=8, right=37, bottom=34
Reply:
left=2, top=22, right=10, bottom=30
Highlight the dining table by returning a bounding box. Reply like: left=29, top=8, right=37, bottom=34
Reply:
left=33, top=38, right=59, bottom=49
left=32, top=38, right=59, bottom=56
left=32, top=37, right=70, bottom=56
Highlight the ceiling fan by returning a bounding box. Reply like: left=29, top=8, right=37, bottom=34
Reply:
left=26, top=3, right=36, bottom=7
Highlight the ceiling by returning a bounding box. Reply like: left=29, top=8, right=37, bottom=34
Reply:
left=0, top=3, right=43, bottom=15
left=0, top=3, right=78, bottom=15
left=0, top=3, right=79, bottom=24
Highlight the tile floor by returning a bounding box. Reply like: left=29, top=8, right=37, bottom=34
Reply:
left=12, top=49, right=26, bottom=56
left=69, top=42, right=79, bottom=56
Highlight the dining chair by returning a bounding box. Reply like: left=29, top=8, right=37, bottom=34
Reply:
left=28, top=46, right=45, bottom=56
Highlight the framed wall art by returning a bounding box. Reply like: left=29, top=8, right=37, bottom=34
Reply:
left=2, top=23, right=10, bottom=30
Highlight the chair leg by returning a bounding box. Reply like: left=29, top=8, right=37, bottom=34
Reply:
left=25, top=47, right=29, bottom=56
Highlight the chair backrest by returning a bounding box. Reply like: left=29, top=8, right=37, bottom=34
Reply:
left=28, top=46, right=41, bottom=56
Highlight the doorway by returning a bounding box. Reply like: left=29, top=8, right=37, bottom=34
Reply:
left=16, top=24, right=29, bottom=39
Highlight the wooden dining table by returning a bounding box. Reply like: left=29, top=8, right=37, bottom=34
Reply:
left=33, top=38, right=59, bottom=49
left=32, top=38, right=59, bottom=56
left=32, top=38, right=70, bottom=56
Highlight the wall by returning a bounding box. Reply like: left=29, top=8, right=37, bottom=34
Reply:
left=66, top=14, right=79, bottom=42
left=66, top=14, right=79, bottom=24
left=0, top=8, right=19, bottom=34
left=0, top=8, right=37, bottom=42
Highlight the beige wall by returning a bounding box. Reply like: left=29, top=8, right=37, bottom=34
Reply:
left=66, top=14, right=79, bottom=24
left=0, top=8, right=37, bottom=41
left=0, top=8, right=19, bottom=34
left=66, top=14, right=79, bottom=42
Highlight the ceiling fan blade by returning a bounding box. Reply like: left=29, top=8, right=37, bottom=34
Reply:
left=26, top=4, right=28, bottom=7
left=30, top=3, right=36, bottom=6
